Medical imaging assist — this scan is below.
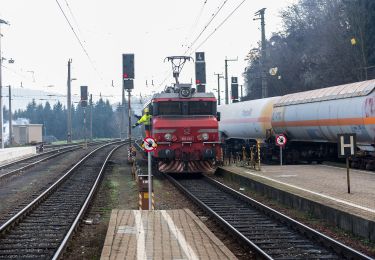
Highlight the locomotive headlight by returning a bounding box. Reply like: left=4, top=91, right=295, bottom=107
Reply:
left=201, top=133, right=209, bottom=141
left=180, top=88, right=191, bottom=97
left=164, top=133, right=173, bottom=141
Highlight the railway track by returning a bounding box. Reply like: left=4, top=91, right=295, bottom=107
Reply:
left=0, top=140, right=114, bottom=180
left=0, top=145, right=81, bottom=180
left=166, top=174, right=372, bottom=260
left=0, top=141, right=125, bottom=259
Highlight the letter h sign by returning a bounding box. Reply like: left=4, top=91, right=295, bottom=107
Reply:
left=337, top=133, right=356, bottom=158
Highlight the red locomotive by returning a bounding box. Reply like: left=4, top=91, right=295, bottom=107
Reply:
left=146, top=56, right=221, bottom=173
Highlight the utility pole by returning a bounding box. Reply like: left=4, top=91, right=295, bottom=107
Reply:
left=214, top=73, right=223, bottom=105
left=83, top=107, right=87, bottom=148
left=127, top=90, right=131, bottom=144
left=0, top=32, right=3, bottom=148
left=89, top=94, right=93, bottom=141
left=8, top=85, right=12, bottom=146
left=240, top=84, right=243, bottom=100
left=224, top=57, right=238, bottom=105
left=121, top=85, right=126, bottom=140
left=0, top=19, right=9, bottom=149
left=254, top=8, right=268, bottom=98
left=67, top=59, right=72, bottom=143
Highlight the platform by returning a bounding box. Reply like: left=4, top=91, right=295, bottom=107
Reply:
left=0, top=146, right=36, bottom=165
left=101, top=209, right=237, bottom=260
left=217, top=164, right=375, bottom=242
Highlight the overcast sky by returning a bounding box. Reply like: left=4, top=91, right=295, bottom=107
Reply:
left=0, top=0, right=295, bottom=106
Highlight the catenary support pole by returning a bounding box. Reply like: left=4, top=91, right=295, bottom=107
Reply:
left=214, top=73, right=223, bottom=105
left=128, top=90, right=131, bottom=144
left=67, top=59, right=72, bottom=143
left=90, top=94, right=93, bottom=141
left=254, top=8, right=268, bottom=98
left=8, top=85, right=11, bottom=146
left=121, top=86, right=125, bottom=140
left=224, top=57, right=237, bottom=104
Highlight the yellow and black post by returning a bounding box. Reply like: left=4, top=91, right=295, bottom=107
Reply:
left=138, top=174, right=154, bottom=210
left=257, top=140, right=261, bottom=171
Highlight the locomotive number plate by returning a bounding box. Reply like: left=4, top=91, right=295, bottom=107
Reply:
left=181, top=136, right=194, bottom=142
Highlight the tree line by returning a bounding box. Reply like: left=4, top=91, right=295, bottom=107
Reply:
left=4, top=98, right=129, bottom=141
left=244, top=0, right=375, bottom=100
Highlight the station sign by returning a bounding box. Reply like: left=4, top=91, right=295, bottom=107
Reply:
left=275, top=134, right=287, bottom=147
left=337, top=133, right=356, bottom=158
left=142, top=137, right=157, bottom=152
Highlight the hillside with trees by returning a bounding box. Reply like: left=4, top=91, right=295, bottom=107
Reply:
left=244, top=0, right=375, bottom=100
left=8, top=98, right=125, bottom=141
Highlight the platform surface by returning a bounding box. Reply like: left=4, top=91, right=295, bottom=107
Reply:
left=222, top=164, right=375, bottom=220
left=101, top=209, right=237, bottom=260
left=0, top=146, right=36, bottom=165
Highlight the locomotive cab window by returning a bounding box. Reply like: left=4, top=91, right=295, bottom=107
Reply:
left=188, top=101, right=216, bottom=115
left=155, top=101, right=182, bottom=115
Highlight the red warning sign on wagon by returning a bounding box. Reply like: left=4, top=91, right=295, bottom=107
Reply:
left=275, top=134, right=287, bottom=147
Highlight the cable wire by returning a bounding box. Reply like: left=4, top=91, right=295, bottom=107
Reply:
left=190, top=0, right=247, bottom=54
left=55, top=0, right=104, bottom=81
left=184, top=0, right=228, bottom=55
left=63, top=0, right=85, bottom=43
left=183, top=0, right=208, bottom=49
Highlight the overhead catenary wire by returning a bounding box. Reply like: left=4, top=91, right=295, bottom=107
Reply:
left=190, top=0, right=247, bottom=55
left=183, top=0, right=228, bottom=55
left=1, top=65, right=29, bottom=79
left=182, top=0, right=208, bottom=49
left=63, top=0, right=85, bottom=43
left=55, top=0, right=104, bottom=82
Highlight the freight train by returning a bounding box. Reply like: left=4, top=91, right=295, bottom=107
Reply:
left=143, top=56, right=221, bottom=173
left=218, top=79, right=375, bottom=169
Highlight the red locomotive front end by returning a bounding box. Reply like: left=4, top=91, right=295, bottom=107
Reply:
left=150, top=85, right=221, bottom=173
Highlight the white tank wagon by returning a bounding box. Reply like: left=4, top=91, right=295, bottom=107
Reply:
left=272, top=79, right=375, bottom=146
left=218, top=97, right=280, bottom=140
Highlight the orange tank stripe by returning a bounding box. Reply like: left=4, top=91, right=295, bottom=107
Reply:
left=221, top=117, right=271, bottom=124
left=272, top=117, right=375, bottom=127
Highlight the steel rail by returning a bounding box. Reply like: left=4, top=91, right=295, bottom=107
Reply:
left=165, top=174, right=271, bottom=259
left=52, top=142, right=126, bottom=259
left=0, top=140, right=122, bottom=234
left=166, top=174, right=372, bottom=260
left=204, top=176, right=372, bottom=260
left=0, top=144, right=79, bottom=171
left=0, top=145, right=81, bottom=180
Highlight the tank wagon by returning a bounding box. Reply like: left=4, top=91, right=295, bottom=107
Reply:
left=219, top=79, right=375, bottom=169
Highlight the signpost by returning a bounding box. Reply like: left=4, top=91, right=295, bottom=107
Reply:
left=275, top=134, right=287, bottom=166
left=337, top=133, right=356, bottom=194
left=142, top=137, right=157, bottom=210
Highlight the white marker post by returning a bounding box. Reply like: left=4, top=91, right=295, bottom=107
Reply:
left=280, top=146, right=282, bottom=166
left=148, top=151, right=152, bottom=209
left=337, top=134, right=356, bottom=194
left=143, top=137, right=157, bottom=210
left=276, top=134, right=287, bottom=166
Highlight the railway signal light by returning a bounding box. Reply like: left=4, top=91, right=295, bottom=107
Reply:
left=122, top=54, right=134, bottom=89
left=231, top=77, right=238, bottom=102
left=195, top=52, right=206, bottom=85
left=80, top=86, right=88, bottom=107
